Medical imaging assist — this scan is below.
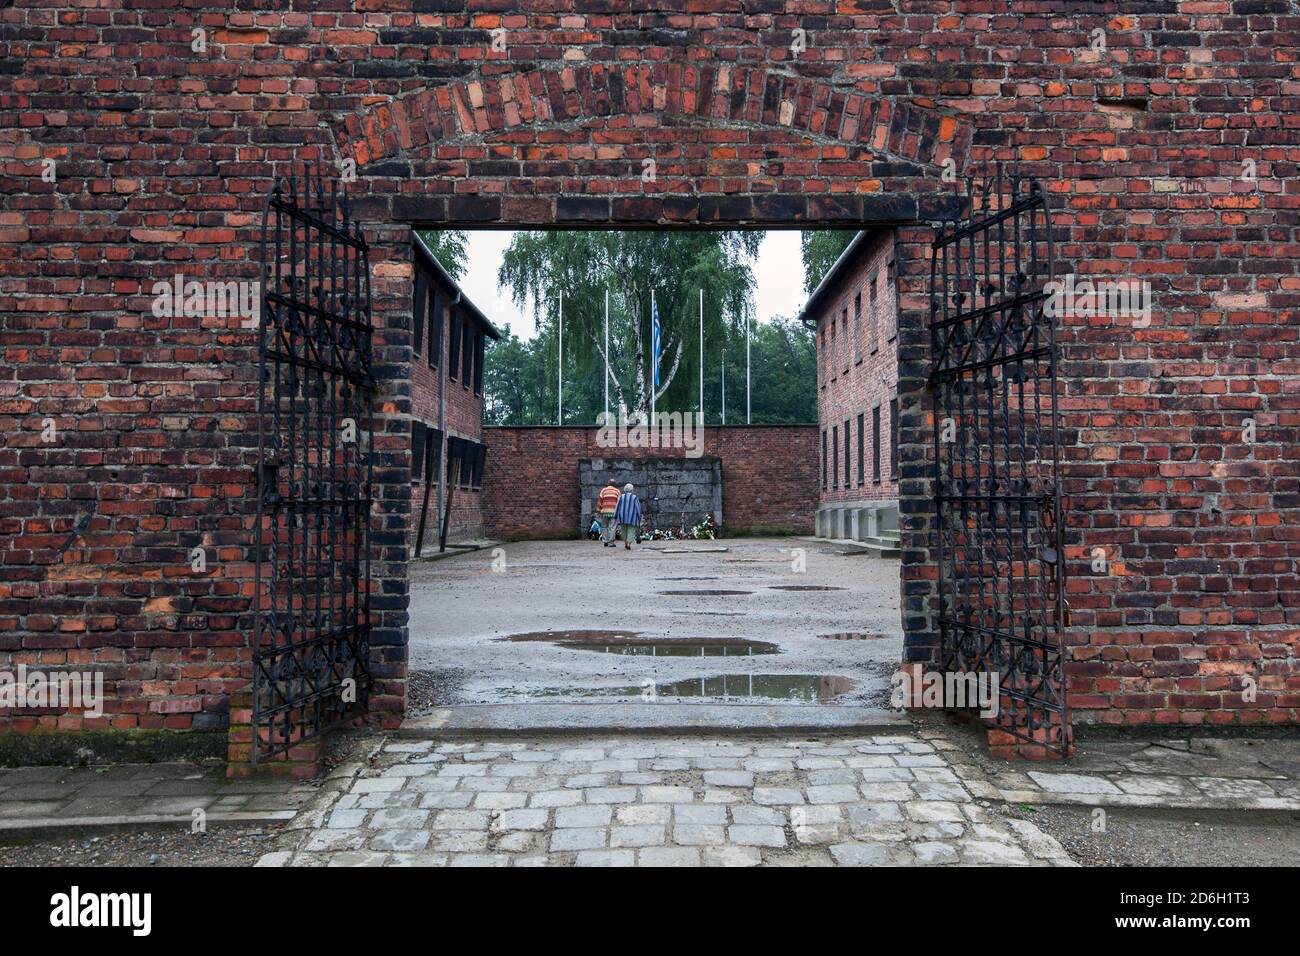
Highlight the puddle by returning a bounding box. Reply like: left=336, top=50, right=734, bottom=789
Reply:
left=768, top=585, right=846, bottom=591
left=561, top=638, right=779, bottom=657
left=657, top=589, right=753, bottom=596
left=819, top=631, right=887, bottom=641
left=524, top=674, right=854, bottom=703
left=498, top=631, right=777, bottom=655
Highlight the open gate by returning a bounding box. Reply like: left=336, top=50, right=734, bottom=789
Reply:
left=253, top=166, right=374, bottom=762
left=928, top=169, right=1071, bottom=754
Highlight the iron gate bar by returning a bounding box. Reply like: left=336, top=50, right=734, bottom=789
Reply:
left=927, top=166, right=1070, bottom=754
left=253, top=163, right=374, bottom=763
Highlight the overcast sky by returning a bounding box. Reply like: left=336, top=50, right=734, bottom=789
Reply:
left=455, top=230, right=809, bottom=340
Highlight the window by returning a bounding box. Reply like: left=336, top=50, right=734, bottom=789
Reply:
left=829, top=321, right=836, bottom=380
left=461, top=319, right=473, bottom=387
left=474, top=333, right=485, bottom=396
left=869, top=277, right=879, bottom=354
left=856, top=413, right=865, bottom=487
left=448, top=310, right=461, bottom=381
left=412, top=271, right=426, bottom=357
left=411, top=420, right=426, bottom=478
left=886, top=259, right=898, bottom=342
left=854, top=291, right=862, bottom=363
left=819, top=429, right=826, bottom=488
left=427, top=287, right=439, bottom=368
left=872, top=405, right=882, bottom=484
left=841, top=307, right=849, bottom=373
left=832, top=424, right=839, bottom=490
left=472, top=442, right=487, bottom=490
left=889, top=396, right=898, bottom=480
left=843, top=419, right=850, bottom=488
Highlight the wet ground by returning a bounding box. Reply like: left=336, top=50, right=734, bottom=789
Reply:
left=408, top=537, right=903, bottom=710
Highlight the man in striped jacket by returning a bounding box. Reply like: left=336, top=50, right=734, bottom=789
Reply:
left=613, top=482, right=642, bottom=550
left=596, top=479, right=621, bottom=547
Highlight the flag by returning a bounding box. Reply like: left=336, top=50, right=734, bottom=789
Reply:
left=652, top=298, right=662, bottom=389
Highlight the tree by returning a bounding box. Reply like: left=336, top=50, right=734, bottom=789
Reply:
left=714, top=316, right=816, bottom=425
left=415, top=230, right=469, bottom=280
left=498, top=231, right=763, bottom=419
left=800, top=230, right=856, bottom=294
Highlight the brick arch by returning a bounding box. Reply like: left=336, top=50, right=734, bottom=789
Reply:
left=337, top=64, right=972, bottom=180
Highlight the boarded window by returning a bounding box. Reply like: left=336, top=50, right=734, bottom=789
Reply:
left=889, top=396, right=899, bottom=480
left=821, top=430, right=827, bottom=489
left=448, top=310, right=461, bottom=381
left=413, top=271, right=426, bottom=357
left=832, top=424, right=839, bottom=490
left=872, top=405, right=882, bottom=484
left=411, top=420, right=426, bottom=479
left=843, top=419, right=850, bottom=487
left=854, top=291, right=862, bottom=362
left=857, top=413, right=865, bottom=486
left=869, top=277, right=878, bottom=354
left=427, top=286, right=439, bottom=368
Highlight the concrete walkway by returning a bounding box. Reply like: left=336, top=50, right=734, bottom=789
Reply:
left=255, top=731, right=1076, bottom=867
left=407, top=537, right=904, bottom=711
left=0, top=763, right=313, bottom=830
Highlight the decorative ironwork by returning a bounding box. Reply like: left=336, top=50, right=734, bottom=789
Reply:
left=928, top=167, right=1070, bottom=753
left=253, top=164, right=374, bottom=762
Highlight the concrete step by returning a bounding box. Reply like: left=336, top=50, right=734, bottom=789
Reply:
left=399, top=703, right=911, bottom=738
left=825, top=537, right=901, bottom=558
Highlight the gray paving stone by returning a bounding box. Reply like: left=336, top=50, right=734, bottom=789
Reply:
left=728, top=825, right=786, bottom=848
left=610, top=824, right=666, bottom=847
left=673, top=824, right=726, bottom=846
left=829, top=842, right=892, bottom=866
left=575, top=849, right=636, bottom=867
left=491, top=808, right=550, bottom=832
left=556, top=805, right=613, bottom=828
left=550, top=827, right=607, bottom=851
left=673, top=803, right=727, bottom=826
left=639, top=847, right=702, bottom=867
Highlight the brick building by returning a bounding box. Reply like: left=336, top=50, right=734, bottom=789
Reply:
left=801, top=230, right=901, bottom=553
left=408, top=234, right=499, bottom=553
left=1, top=2, right=1295, bottom=765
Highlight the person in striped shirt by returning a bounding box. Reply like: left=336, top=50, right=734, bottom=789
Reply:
left=596, top=479, right=621, bottom=547
left=613, top=482, right=642, bottom=550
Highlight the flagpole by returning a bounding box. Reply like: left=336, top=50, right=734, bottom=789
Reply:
left=721, top=349, right=726, bottom=425
left=699, top=288, right=704, bottom=422
left=557, top=289, right=563, bottom=426
left=650, top=289, right=656, bottom=427
left=746, top=310, right=751, bottom=425
left=604, top=288, right=609, bottom=419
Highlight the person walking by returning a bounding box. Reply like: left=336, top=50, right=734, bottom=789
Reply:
left=613, top=482, right=642, bottom=550
left=596, top=478, right=621, bottom=547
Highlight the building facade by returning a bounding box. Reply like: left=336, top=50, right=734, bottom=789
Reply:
left=802, top=230, right=900, bottom=551
left=408, top=235, right=500, bottom=553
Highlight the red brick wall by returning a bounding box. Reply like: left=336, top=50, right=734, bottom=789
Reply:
left=482, top=427, right=818, bottom=540
left=814, top=230, right=900, bottom=505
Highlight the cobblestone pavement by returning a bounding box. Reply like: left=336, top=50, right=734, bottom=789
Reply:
left=257, top=732, right=1075, bottom=867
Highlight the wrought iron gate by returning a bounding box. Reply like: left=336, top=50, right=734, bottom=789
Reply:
left=928, top=169, right=1070, bottom=753
left=253, top=165, right=374, bottom=762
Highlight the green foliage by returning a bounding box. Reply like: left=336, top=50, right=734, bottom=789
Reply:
left=497, top=230, right=763, bottom=417
left=800, top=230, right=857, bottom=294
left=415, top=230, right=469, bottom=280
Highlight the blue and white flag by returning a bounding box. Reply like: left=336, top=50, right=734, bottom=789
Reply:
left=652, top=298, right=662, bottom=389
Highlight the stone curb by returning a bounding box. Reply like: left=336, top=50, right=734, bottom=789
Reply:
left=0, top=810, right=299, bottom=833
